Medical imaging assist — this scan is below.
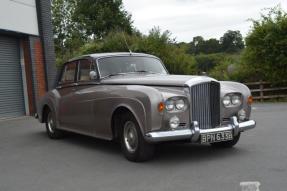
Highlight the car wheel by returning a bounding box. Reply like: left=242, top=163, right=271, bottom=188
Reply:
left=45, top=109, right=64, bottom=139
left=120, top=113, right=155, bottom=162
left=211, top=133, right=241, bottom=148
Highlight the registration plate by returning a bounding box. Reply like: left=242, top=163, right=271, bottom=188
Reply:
left=201, top=130, right=233, bottom=144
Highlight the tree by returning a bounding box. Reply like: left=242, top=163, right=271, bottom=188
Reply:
left=52, top=0, right=87, bottom=65
left=220, top=30, right=244, bottom=53
left=188, top=36, right=204, bottom=54
left=51, top=0, right=134, bottom=65
left=202, top=38, right=221, bottom=54
left=188, top=36, right=221, bottom=54
left=243, top=6, right=287, bottom=83
left=73, top=0, right=133, bottom=39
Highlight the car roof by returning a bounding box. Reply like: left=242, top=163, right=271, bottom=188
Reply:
left=68, top=52, right=158, bottom=62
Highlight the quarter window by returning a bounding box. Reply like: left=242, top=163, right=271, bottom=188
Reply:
left=60, top=62, right=77, bottom=84
left=79, top=60, right=94, bottom=81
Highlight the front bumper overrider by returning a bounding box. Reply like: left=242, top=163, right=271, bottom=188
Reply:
left=145, top=116, right=256, bottom=143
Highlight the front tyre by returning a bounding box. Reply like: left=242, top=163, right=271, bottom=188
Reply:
left=120, top=113, right=154, bottom=162
left=211, top=133, right=241, bottom=148
left=45, top=109, right=64, bottom=139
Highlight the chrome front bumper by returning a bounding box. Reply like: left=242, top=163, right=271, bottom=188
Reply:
left=145, top=116, right=256, bottom=143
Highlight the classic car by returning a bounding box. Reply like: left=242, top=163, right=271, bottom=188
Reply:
left=37, top=52, right=256, bottom=162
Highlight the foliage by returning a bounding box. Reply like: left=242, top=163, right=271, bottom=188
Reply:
left=194, top=53, right=225, bottom=74
left=78, top=28, right=197, bottom=75
left=51, top=0, right=133, bottom=65
left=189, top=36, right=221, bottom=54
left=188, top=30, right=244, bottom=55
left=208, top=53, right=244, bottom=81
left=52, top=0, right=82, bottom=58
left=73, top=0, right=133, bottom=39
left=51, top=1, right=286, bottom=84
left=243, top=6, right=287, bottom=83
left=220, top=30, right=244, bottom=53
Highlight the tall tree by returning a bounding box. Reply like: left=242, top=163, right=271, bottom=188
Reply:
left=220, top=30, right=244, bottom=53
left=51, top=0, right=134, bottom=64
left=188, top=36, right=221, bottom=54
left=52, top=0, right=84, bottom=59
left=243, top=6, right=287, bottom=83
left=73, top=0, right=133, bottom=39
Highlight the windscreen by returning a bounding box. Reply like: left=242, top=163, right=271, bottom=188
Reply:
left=97, top=56, right=168, bottom=77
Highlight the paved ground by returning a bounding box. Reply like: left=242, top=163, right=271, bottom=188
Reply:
left=0, top=103, right=286, bottom=191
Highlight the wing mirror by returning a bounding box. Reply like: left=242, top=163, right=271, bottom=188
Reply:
left=89, top=71, right=98, bottom=80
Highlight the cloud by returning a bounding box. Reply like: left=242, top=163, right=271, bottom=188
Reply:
left=122, top=0, right=286, bottom=42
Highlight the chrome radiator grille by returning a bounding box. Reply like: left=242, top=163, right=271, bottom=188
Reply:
left=190, top=81, right=220, bottom=129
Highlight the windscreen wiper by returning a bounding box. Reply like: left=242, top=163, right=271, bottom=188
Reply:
left=129, top=70, right=157, bottom=74
left=101, top=73, right=126, bottom=79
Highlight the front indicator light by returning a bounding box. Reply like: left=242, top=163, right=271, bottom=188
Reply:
left=169, top=116, right=180, bottom=129
left=248, top=96, right=253, bottom=105
left=158, top=102, right=164, bottom=112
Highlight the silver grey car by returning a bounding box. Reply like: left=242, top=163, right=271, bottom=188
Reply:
left=37, top=52, right=256, bottom=162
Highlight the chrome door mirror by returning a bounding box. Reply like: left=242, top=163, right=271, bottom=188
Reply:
left=89, top=71, right=97, bottom=80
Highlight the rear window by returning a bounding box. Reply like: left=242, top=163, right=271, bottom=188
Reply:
left=60, top=62, right=77, bottom=84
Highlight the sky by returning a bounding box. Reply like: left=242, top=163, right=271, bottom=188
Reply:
left=122, top=0, right=287, bottom=42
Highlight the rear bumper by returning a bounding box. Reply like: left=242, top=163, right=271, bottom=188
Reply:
left=145, top=116, right=256, bottom=143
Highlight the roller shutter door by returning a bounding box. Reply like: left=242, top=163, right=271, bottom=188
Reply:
left=0, top=35, right=25, bottom=119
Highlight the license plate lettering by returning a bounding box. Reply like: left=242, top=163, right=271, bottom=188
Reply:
left=201, top=130, right=233, bottom=144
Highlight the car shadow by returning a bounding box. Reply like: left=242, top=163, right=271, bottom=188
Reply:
left=152, top=142, right=248, bottom=164
left=33, top=130, right=249, bottom=164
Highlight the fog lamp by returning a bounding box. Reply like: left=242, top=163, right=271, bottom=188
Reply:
left=169, top=116, right=180, bottom=129
left=238, top=109, right=246, bottom=121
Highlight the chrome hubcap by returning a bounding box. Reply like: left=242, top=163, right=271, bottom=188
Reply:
left=47, top=113, right=55, bottom=133
left=123, top=121, right=138, bottom=153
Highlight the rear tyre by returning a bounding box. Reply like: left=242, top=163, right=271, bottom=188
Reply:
left=120, top=113, right=155, bottom=162
left=210, top=133, right=241, bottom=148
left=45, top=109, right=64, bottom=139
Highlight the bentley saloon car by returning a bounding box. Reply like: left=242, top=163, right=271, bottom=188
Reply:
left=37, top=52, right=256, bottom=162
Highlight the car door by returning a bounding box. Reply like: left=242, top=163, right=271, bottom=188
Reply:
left=57, top=61, right=79, bottom=129
left=70, top=59, right=98, bottom=135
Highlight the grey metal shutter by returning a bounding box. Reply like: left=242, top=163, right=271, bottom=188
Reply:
left=0, top=35, right=25, bottom=119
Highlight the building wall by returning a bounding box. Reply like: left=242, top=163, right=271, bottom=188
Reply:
left=36, top=0, right=57, bottom=90
left=0, top=0, right=56, bottom=118
left=0, top=0, right=39, bottom=35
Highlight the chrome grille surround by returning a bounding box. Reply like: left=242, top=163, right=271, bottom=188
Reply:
left=190, top=81, right=221, bottom=129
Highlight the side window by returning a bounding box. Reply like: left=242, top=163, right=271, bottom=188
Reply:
left=60, top=62, right=77, bottom=84
left=79, top=60, right=94, bottom=81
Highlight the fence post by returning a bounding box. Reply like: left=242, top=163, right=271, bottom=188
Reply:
left=260, top=80, right=264, bottom=102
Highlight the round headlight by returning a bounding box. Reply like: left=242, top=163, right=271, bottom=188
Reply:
left=175, top=99, right=185, bottom=110
left=165, top=100, right=175, bottom=111
left=231, top=95, right=241, bottom=105
left=169, top=116, right=180, bottom=129
left=223, top=95, right=231, bottom=106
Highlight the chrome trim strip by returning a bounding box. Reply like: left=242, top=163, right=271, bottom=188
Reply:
left=184, top=77, right=216, bottom=87
left=145, top=116, right=256, bottom=143
left=239, top=120, right=256, bottom=131
left=145, top=129, right=193, bottom=142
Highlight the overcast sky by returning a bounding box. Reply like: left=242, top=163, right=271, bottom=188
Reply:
left=122, top=0, right=287, bottom=42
